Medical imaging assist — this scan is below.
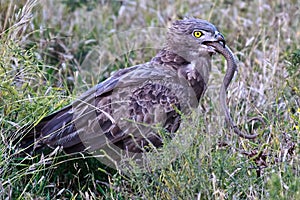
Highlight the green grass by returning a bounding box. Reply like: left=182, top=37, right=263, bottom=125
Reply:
left=0, top=0, right=300, bottom=199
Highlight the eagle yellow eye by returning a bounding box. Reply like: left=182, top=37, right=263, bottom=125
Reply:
left=193, top=30, right=202, bottom=38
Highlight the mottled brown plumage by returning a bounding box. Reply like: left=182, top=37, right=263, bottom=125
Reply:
left=20, top=18, right=256, bottom=155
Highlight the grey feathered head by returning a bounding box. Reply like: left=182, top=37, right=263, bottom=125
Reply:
left=166, top=18, right=225, bottom=61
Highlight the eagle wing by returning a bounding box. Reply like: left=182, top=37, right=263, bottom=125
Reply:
left=23, top=62, right=198, bottom=153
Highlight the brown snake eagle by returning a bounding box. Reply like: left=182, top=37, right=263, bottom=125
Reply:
left=20, top=18, right=257, bottom=155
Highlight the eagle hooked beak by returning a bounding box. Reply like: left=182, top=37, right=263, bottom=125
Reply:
left=214, top=31, right=226, bottom=48
left=202, top=31, right=226, bottom=53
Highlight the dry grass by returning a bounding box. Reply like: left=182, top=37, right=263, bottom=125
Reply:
left=0, top=0, right=299, bottom=199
